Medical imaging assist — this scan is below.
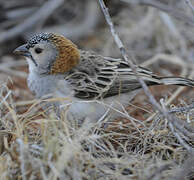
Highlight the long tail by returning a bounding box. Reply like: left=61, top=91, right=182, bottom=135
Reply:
left=158, top=77, right=194, bottom=87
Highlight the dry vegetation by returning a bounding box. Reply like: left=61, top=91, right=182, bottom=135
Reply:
left=0, top=0, right=194, bottom=179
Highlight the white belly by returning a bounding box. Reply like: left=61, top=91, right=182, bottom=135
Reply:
left=57, top=90, right=139, bottom=122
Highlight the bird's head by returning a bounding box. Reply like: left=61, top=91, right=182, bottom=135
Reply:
left=14, top=33, right=80, bottom=74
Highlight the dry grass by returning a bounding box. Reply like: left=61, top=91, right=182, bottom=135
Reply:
left=0, top=81, right=193, bottom=179
left=0, top=0, right=194, bottom=179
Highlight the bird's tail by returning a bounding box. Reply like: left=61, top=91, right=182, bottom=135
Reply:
left=158, top=77, right=194, bottom=87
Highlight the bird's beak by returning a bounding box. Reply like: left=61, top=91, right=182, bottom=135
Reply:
left=13, top=44, right=31, bottom=57
left=13, top=44, right=38, bottom=66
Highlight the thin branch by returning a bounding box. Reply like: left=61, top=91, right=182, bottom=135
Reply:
left=98, top=0, right=162, bottom=112
left=185, top=0, right=194, bottom=13
left=42, top=1, right=101, bottom=40
left=145, top=164, right=172, bottom=180
left=122, top=0, right=194, bottom=26
left=98, top=0, right=194, bottom=153
left=0, top=0, right=64, bottom=44
left=17, top=139, right=27, bottom=180
left=168, top=122, right=192, bottom=152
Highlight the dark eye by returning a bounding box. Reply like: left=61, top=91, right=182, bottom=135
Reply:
left=35, top=48, right=43, bottom=54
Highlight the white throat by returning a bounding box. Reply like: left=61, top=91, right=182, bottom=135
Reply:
left=26, top=57, right=58, bottom=98
left=26, top=58, right=38, bottom=74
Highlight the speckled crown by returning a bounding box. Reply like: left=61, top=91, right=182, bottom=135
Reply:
left=27, top=33, right=80, bottom=74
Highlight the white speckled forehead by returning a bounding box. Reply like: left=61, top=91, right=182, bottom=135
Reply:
left=26, top=32, right=53, bottom=49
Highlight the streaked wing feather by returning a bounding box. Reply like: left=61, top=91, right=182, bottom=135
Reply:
left=64, top=51, right=160, bottom=99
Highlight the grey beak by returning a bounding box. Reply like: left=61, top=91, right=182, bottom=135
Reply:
left=13, top=44, right=30, bottom=57
left=14, top=44, right=38, bottom=66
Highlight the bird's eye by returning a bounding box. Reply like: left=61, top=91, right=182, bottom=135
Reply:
left=35, top=48, right=43, bottom=54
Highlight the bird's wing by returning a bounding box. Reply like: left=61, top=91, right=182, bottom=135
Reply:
left=63, top=51, right=161, bottom=100
left=104, top=59, right=161, bottom=97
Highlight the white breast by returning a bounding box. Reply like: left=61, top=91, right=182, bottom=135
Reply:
left=27, top=72, right=58, bottom=98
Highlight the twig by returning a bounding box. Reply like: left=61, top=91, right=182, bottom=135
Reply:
left=98, top=0, right=194, bottom=153
left=98, top=0, right=162, bottom=112
left=168, top=122, right=192, bottom=152
left=0, top=67, right=27, bottom=78
left=185, top=0, right=194, bottom=13
left=0, top=0, right=64, bottom=44
left=0, top=90, right=12, bottom=106
left=5, top=7, right=36, bottom=20
left=160, top=99, right=194, bottom=152
left=145, top=164, right=172, bottom=180
left=42, top=1, right=101, bottom=40
left=121, top=0, right=194, bottom=26
left=17, top=139, right=27, bottom=180
left=173, top=152, right=194, bottom=180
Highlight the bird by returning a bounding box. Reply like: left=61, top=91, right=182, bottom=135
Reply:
left=14, top=32, right=194, bottom=122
